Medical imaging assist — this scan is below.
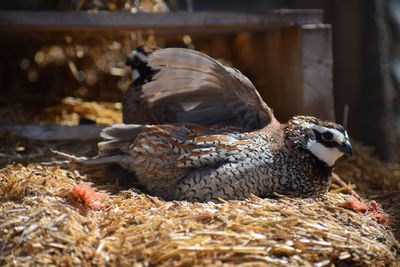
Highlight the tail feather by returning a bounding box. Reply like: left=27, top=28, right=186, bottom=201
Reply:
left=98, top=124, right=144, bottom=156
left=100, top=124, right=144, bottom=140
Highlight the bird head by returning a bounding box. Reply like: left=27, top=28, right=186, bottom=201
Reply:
left=285, top=116, right=352, bottom=167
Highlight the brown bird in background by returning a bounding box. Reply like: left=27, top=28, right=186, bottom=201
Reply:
left=57, top=47, right=352, bottom=202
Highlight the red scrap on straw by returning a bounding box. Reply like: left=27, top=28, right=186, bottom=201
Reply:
left=69, top=182, right=108, bottom=211
left=342, top=195, right=391, bottom=224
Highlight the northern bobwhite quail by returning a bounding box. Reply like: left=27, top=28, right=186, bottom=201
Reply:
left=58, top=47, right=352, bottom=202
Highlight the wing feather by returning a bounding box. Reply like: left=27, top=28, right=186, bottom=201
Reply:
left=123, top=47, right=274, bottom=130
left=144, top=48, right=273, bottom=129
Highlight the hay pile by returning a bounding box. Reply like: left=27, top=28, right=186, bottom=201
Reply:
left=1, top=101, right=400, bottom=266
left=0, top=162, right=399, bottom=266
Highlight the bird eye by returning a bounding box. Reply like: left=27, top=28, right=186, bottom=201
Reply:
left=322, top=132, right=333, bottom=140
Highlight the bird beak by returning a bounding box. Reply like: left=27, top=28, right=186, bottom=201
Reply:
left=338, top=141, right=352, bottom=155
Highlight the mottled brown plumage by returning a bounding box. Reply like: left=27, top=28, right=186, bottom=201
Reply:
left=57, top=47, right=352, bottom=202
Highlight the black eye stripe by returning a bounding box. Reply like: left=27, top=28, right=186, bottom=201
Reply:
left=322, top=132, right=333, bottom=140
left=320, top=140, right=338, bottom=148
left=312, top=129, right=338, bottom=148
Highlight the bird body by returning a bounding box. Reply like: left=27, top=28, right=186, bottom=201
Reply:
left=98, top=116, right=349, bottom=202
left=59, top=47, right=352, bottom=202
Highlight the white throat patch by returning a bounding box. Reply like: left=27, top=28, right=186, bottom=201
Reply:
left=307, top=140, right=344, bottom=167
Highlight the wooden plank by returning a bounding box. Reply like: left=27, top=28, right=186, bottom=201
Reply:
left=231, top=27, right=304, bottom=122
left=300, top=24, right=335, bottom=121
left=0, top=10, right=323, bottom=31
left=220, top=26, right=334, bottom=122
left=0, top=125, right=106, bottom=141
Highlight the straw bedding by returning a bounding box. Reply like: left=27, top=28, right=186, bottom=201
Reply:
left=0, top=165, right=399, bottom=265
left=1, top=102, right=400, bottom=266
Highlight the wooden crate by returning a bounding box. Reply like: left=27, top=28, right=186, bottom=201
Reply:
left=0, top=10, right=334, bottom=122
